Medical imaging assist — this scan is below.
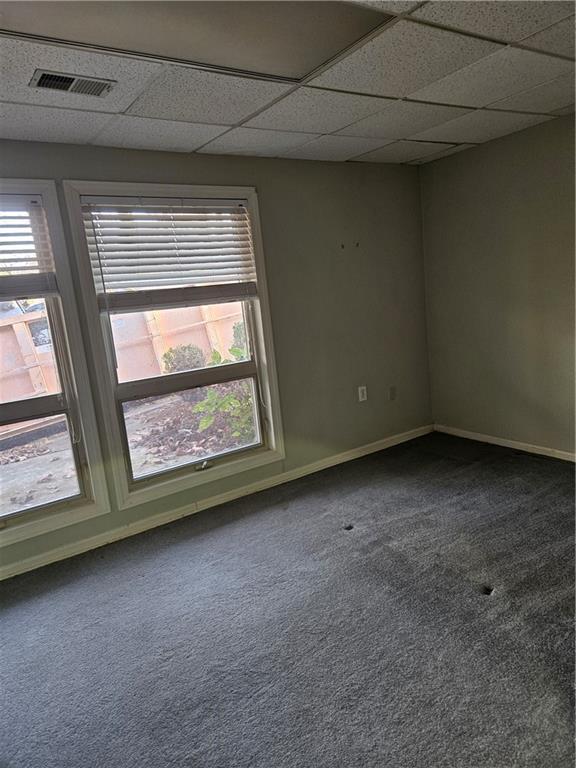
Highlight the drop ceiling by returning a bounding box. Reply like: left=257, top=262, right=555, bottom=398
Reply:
left=0, top=2, right=386, bottom=80
left=0, top=0, right=573, bottom=165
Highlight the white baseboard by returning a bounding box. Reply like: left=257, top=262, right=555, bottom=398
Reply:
left=0, top=424, right=433, bottom=581
left=434, top=424, right=576, bottom=463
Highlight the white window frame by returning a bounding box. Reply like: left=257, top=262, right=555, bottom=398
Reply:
left=0, top=179, right=110, bottom=545
left=63, top=181, right=284, bottom=509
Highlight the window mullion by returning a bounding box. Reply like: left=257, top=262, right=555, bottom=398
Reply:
left=244, top=298, right=270, bottom=429
left=45, top=296, right=83, bottom=444
left=0, top=393, right=65, bottom=427
left=0, top=273, right=59, bottom=301
left=97, top=281, right=258, bottom=313
left=116, top=360, right=258, bottom=402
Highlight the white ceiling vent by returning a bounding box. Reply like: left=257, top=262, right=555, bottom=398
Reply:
left=29, top=69, right=116, bottom=97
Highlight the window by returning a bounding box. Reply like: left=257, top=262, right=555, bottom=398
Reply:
left=0, top=193, right=84, bottom=518
left=65, top=182, right=283, bottom=507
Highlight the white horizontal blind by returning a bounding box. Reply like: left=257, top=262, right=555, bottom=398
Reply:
left=81, top=199, right=258, bottom=295
left=0, top=195, right=55, bottom=278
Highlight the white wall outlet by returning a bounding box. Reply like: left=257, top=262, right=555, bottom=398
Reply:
left=358, top=385, right=367, bottom=402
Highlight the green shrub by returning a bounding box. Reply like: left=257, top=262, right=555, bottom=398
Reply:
left=193, top=322, right=254, bottom=440
left=232, top=321, right=246, bottom=353
left=162, top=343, right=205, bottom=374
left=153, top=331, right=255, bottom=452
left=193, top=379, right=255, bottom=441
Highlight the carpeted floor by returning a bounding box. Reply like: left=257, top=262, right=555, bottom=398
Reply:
left=1, top=433, right=574, bottom=768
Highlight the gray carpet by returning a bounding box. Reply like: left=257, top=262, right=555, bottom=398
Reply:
left=1, top=433, right=574, bottom=768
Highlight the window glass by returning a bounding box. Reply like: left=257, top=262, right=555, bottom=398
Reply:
left=0, top=297, right=61, bottom=404
left=0, top=414, right=80, bottom=516
left=122, top=378, right=260, bottom=479
left=110, top=302, right=249, bottom=383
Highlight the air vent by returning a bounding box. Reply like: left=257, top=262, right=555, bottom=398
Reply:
left=29, top=69, right=116, bottom=97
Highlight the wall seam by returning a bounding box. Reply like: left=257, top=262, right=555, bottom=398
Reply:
left=416, top=163, right=435, bottom=425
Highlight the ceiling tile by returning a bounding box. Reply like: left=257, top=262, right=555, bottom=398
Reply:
left=0, top=37, right=162, bottom=113
left=0, top=102, right=112, bottom=143
left=309, top=21, right=500, bottom=98
left=412, top=2, right=574, bottom=42
left=92, top=116, right=228, bottom=153
left=338, top=100, right=471, bottom=139
left=489, top=72, right=574, bottom=113
left=408, top=144, right=477, bottom=164
left=410, top=47, right=574, bottom=107
left=128, top=67, right=292, bottom=125
left=197, top=127, right=319, bottom=157
left=410, top=109, right=554, bottom=143
left=355, top=140, right=455, bottom=163
left=350, top=1, right=422, bottom=13
left=245, top=87, right=393, bottom=134
left=521, top=16, right=575, bottom=58
left=282, top=135, right=390, bottom=161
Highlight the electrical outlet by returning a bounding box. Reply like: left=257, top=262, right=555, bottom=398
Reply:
left=389, top=385, right=397, bottom=401
left=358, top=385, right=367, bottom=402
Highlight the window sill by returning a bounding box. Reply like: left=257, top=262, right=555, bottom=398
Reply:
left=0, top=446, right=285, bottom=546
left=117, top=445, right=286, bottom=509
left=0, top=497, right=110, bottom=547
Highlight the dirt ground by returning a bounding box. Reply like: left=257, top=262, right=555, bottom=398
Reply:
left=0, top=390, right=257, bottom=514
left=0, top=431, right=79, bottom=516
left=124, top=394, right=257, bottom=479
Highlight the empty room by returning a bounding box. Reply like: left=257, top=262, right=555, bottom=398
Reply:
left=0, top=1, right=574, bottom=766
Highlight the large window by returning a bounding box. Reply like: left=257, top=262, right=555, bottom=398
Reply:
left=0, top=190, right=100, bottom=521
left=65, top=183, right=283, bottom=507
left=0, top=180, right=280, bottom=536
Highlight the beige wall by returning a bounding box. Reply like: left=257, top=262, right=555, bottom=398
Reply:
left=420, top=116, right=575, bottom=453
left=0, top=140, right=431, bottom=569
left=3, top=116, right=573, bottom=574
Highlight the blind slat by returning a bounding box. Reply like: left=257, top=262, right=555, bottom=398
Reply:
left=89, top=262, right=252, bottom=271
left=82, top=199, right=257, bottom=296
left=85, top=243, right=253, bottom=253
left=0, top=197, right=55, bottom=280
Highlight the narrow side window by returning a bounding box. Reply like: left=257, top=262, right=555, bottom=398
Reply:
left=0, top=194, right=88, bottom=519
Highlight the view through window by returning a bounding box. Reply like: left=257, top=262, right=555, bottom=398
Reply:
left=111, top=302, right=259, bottom=479
left=0, top=196, right=83, bottom=517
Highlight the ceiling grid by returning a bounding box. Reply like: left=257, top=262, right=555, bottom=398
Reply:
left=0, top=0, right=572, bottom=164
